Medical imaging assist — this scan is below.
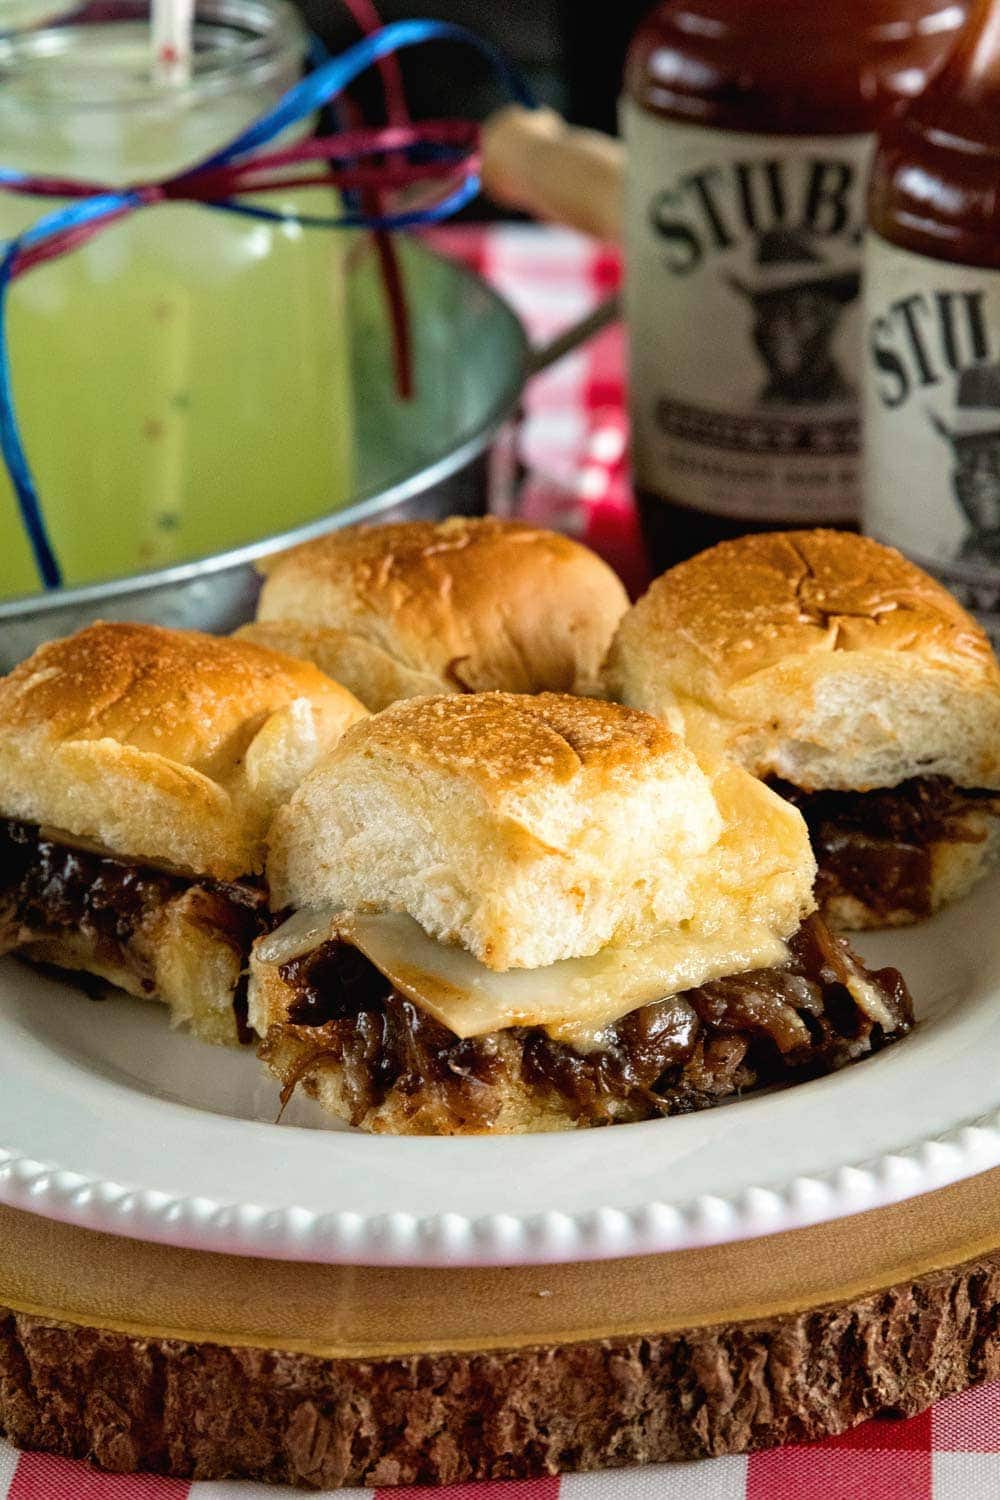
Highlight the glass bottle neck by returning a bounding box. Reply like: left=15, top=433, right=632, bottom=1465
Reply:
left=932, top=0, right=1000, bottom=107
left=628, top=1, right=968, bottom=135
left=649, top=0, right=962, bottom=41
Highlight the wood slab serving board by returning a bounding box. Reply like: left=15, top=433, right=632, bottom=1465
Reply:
left=3, top=1170, right=1000, bottom=1487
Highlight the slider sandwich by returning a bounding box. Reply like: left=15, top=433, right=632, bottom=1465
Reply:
left=605, top=530, right=1000, bottom=929
left=251, top=693, right=912, bottom=1134
left=237, top=516, right=630, bottom=710
left=0, top=623, right=365, bottom=1043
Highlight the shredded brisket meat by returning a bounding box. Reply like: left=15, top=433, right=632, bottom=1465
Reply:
left=262, top=914, right=913, bottom=1131
left=770, top=776, right=1000, bottom=919
left=0, top=818, right=267, bottom=1040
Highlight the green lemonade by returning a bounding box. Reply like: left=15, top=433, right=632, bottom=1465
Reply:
left=0, top=17, right=354, bottom=599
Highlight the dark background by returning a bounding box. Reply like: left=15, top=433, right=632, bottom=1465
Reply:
left=295, top=0, right=652, bottom=133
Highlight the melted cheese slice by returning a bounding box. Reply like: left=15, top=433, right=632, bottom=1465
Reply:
left=260, top=907, right=790, bottom=1048
left=353, top=912, right=791, bottom=1047
left=256, top=758, right=815, bottom=1049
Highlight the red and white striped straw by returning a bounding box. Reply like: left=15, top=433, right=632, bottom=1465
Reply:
left=151, top=0, right=194, bottom=85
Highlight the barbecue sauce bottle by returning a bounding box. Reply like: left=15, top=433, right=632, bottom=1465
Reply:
left=623, top=1, right=966, bottom=570
left=866, top=0, right=1000, bottom=640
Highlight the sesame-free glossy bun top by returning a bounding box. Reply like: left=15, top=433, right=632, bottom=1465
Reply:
left=605, top=530, right=1000, bottom=791
left=267, top=691, right=814, bottom=972
left=238, top=516, right=630, bottom=710
left=0, top=621, right=367, bottom=879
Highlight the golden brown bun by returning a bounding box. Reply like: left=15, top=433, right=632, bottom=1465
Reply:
left=238, top=516, right=630, bottom=710
left=266, top=692, right=815, bottom=973
left=605, top=530, right=1000, bottom=792
left=0, top=623, right=367, bottom=879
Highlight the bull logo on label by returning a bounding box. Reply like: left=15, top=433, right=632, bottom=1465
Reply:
left=930, top=362, right=1000, bottom=563
left=725, top=229, right=861, bottom=407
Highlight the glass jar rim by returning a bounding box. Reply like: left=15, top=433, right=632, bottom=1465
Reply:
left=0, top=0, right=307, bottom=110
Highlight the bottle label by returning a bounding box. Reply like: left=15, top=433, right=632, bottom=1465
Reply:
left=865, top=234, right=1000, bottom=634
left=623, top=104, right=871, bottom=522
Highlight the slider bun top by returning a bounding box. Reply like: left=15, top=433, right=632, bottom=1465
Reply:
left=267, top=692, right=815, bottom=973
left=0, top=622, right=367, bottom=880
left=237, top=517, right=630, bottom=711
left=605, top=530, right=1000, bottom=792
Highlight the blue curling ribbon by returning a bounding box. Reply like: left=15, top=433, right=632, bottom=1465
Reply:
left=0, top=19, right=535, bottom=591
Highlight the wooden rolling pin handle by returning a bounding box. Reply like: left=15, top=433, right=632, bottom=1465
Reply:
left=481, top=104, right=624, bottom=243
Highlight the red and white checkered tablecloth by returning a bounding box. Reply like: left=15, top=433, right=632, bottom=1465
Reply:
left=4, top=224, right=1000, bottom=1498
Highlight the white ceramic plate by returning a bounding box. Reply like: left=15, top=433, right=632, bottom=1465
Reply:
left=2, top=874, right=1000, bottom=1267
